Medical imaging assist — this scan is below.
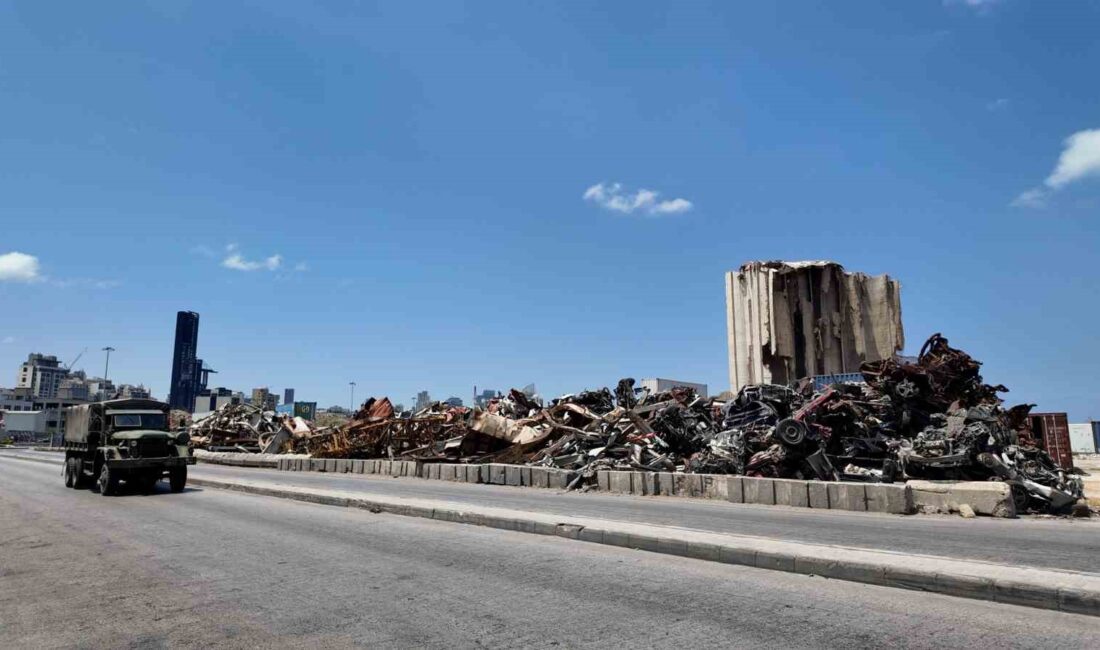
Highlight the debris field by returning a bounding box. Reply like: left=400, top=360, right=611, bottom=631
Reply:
left=187, top=334, right=1085, bottom=514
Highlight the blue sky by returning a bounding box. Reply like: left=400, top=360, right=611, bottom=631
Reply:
left=1, top=1, right=1098, bottom=418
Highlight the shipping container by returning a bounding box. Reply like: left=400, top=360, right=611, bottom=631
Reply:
left=1028, top=412, right=1073, bottom=468
left=1069, top=423, right=1096, bottom=454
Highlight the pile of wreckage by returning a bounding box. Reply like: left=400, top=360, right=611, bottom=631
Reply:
left=188, top=403, right=317, bottom=454
left=284, top=333, right=1083, bottom=514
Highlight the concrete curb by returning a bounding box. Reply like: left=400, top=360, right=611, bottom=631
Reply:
left=185, top=475, right=1100, bottom=617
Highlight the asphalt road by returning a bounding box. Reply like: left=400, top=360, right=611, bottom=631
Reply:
left=2, top=456, right=1098, bottom=649
left=6, top=449, right=1100, bottom=574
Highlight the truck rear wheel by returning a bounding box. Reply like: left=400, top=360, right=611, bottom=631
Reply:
left=64, top=457, right=75, bottom=488
left=99, top=464, right=119, bottom=496
left=72, top=457, right=86, bottom=489
left=169, top=467, right=187, bottom=493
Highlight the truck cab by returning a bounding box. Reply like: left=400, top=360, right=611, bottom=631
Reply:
left=62, top=398, right=195, bottom=495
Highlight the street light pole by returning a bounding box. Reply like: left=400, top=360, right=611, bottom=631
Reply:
left=102, top=347, right=115, bottom=382
left=349, top=381, right=357, bottom=413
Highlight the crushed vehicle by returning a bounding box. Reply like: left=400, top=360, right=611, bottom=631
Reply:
left=188, top=403, right=316, bottom=453
left=62, top=398, right=195, bottom=495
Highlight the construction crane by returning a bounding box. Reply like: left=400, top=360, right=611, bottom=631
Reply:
left=65, top=347, right=88, bottom=371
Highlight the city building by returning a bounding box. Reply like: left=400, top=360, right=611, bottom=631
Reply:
left=444, top=396, right=464, bottom=407
left=168, top=311, right=202, bottom=411
left=194, top=387, right=243, bottom=414
left=251, top=387, right=278, bottom=411
left=0, top=387, right=34, bottom=412
left=284, top=388, right=295, bottom=405
left=639, top=378, right=708, bottom=398
left=473, top=388, right=499, bottom=408
left=276, top=401, right=318, bottom=421
left=116, top=384, right=151, bottom=400
left=414, top=390, right=432, bottom=411
left=16, top=353, right=69, bottom=399
left=725, top=261, right=904, bottom=393
left=56, top=375, right=90, bottom=401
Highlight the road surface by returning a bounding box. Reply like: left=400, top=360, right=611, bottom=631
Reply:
left=6, top=448, right=1098, bottom=572
left=1, top=454, right=1097, bottom=648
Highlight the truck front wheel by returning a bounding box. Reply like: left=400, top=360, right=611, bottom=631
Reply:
left=99, top=464, right=119, bottom=496
left=64, top=457, right=75, bottom=488
left=169, top=467, right=187, bottom=493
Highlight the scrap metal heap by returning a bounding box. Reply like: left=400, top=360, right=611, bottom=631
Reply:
left=281, top=333, right=1083, bottom=514
left=189, top=403, right=316, bottom=453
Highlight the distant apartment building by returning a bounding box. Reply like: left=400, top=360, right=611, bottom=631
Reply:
left=444, top=396, right=464, bottom=407
left=251, top=387, right=278, bottom=411
left=473, top=388, right=499, bottom=408
left=0, top=387, right=34, bottom=412
left=284, top=388, right=295, bottom=405
left=414, top=391, right=432, bottom=411
left=639, top=378, right=708, bottom=399
left=16, top=353, right=69, bottom=399
left=194, top=387, right=243, bottom=414
left=117, top=384, right=151, bottom=400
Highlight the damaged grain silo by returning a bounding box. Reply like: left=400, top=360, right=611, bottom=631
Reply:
left=725, top=261, right=904, bottom=392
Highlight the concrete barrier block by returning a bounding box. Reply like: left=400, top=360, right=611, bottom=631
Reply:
left=352, top=460, right=365, bottom=474
left=424, top=463, right=438, bottom=480
left=548, top=469, right=575, bottom=489
left=700, top=474, right=729, bottom=500
left=479, top=464, right=492, bottom=483
left=466, top=465, right=481, bottom=483
left=724, top=476, right=743, bottom=503
left=334, top=459, right=349, bottom=473
left=530, top=467, right=549, bottom=488
left=505, top=465, right=523, bottom=486
left=377, top=460, right=390, bottom=475
left=310, top=458, right=324, bottom=472
left=673, top=474, right=703, bottom=498
left=808, top=481, right=829, bottom=508
left=325, top=459, right=338, bottom=473
left=866, top=483, right=914, bottom=514
left=490, top=464, right=507, bottom=485
left=656, top=472, right=675, bottom=496
left=827, top=483, right=867, bottom=511
left=597, top=471, right=611, bottom=492
left=774, top=479, right=810, bottom=508
left=743, top=477, right=776, bottom=505
left=608, top=471, right=632, bottom=494
left=633, top=472, right=657, bottom=496
left=390, top=461, right=403, bottom=477
left=907, top=480, right=1015, bottom=517
left=440, top=464, right=457, bottom=481
left=519, top=466, right=533, bottom=486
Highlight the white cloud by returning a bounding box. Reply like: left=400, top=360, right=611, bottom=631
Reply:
left=1, top=336, right=14, bottom=344
left=1013, top=128, right=1100, bottom=208
left=223, top=250, right=282, bottom=271
left=294, top=262, right=309, bottom=272
left=1011, top=188, right=1047, bottom=209
left=0, top=252, right=41, bottom=282
left=986, top=98, right=1009, bottom=111
left=583, top=182, right=694, bottom=216
left=945, top=0, right=1000, bottom=10
left=1044, top=129, right=1100, bottom=189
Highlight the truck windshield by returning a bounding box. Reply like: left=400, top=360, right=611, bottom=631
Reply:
left=112, top=414, right=167, bottom=430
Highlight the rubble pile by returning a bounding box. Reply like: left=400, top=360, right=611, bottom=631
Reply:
left=189, top=403, right=315, bottom=454
left=262, top=333, right=1084, bottom=514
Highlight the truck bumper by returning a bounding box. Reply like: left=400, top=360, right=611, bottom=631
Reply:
left=105, top=457, right=196, bottom=470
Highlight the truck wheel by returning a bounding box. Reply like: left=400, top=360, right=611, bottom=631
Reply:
left=72, top=457, right=86, bottom=489
left=64, top=457, right=75, bottom=488
left=169, top=467, right=187, bottom=493
left=140, top=472, right=160, bottom=494
left=99, top=464, right=118, bottom=496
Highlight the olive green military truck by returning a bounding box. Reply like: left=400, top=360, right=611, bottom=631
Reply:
left=62, top=398, right=195, bottom=495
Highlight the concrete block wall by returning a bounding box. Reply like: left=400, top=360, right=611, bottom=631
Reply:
left=272, top=455, right=921, bottom=515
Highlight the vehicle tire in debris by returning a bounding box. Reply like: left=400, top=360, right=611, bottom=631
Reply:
left=99, top=464, right=118, bottom=496
left=169, top=467, right=187, bottom=493
left=775, top=418, right=807, bottom=446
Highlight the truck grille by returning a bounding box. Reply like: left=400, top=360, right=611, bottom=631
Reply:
left=134, top=439, right=170, bottom=459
